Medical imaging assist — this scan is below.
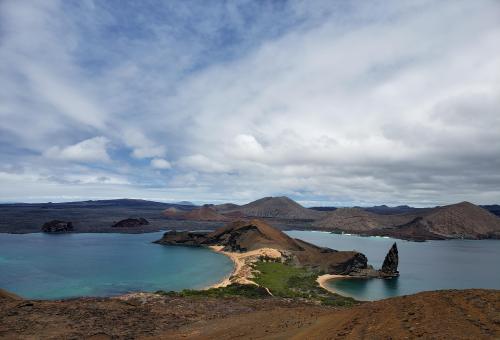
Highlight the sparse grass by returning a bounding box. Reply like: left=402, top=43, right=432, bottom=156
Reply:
left=252, top=261, right=357, bottom=306
left=155, top=284, right=270, bottom=299
left=155, top=262, right=358, bottom=306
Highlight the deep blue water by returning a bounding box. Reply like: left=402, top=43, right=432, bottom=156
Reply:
left=287, top=231, right=500, bottom=301
left=0, top=232, right=233, bottom=300
left=1, top=231, right=499, bottom=301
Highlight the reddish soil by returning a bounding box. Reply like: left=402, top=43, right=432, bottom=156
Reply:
left=1, top=289, right=498, bottom=339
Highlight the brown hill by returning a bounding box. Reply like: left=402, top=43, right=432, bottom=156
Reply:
left=314, top=201, right=500, bottom=240
left=422, top=201, right=500, bottom=238
left=162, top=205, right=230, bottom=222
left=372, top=201, right=500, bottom=240
left=313, top=208, right=412, bottom=232
left=223, top=196, right=324, bottom=220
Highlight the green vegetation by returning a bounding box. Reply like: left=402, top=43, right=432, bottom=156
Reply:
left=155, top=283, right=270, bottom=299
left=156, top=261, right=357, bottom=306
left=252, top=261, right=357, bottom=306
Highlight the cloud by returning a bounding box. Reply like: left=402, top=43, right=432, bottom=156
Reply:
left=150, top=158, right=171, bottom=169
left=178, top=154, right=230, bottom=173
left=123, top=129, right=166, bottom=159
left=44, top=137, right=110, bottom=162
left=1, top=0, right=500, bottom=206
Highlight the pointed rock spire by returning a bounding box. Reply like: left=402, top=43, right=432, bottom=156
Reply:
left=380, top=242, right=399, bottom=277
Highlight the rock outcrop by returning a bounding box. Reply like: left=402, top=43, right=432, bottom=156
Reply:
left=41, top=220, right=73, bottom=233
left=380, top=242, right=399, bottom=277
left=112, top=218, right=149, bottom=228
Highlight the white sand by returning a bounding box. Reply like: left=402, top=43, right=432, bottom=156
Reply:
left=207, top=246, right=282, bottom=289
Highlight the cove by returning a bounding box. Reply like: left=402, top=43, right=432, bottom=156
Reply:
left=287, top=231, right=500, bottom=301
left=0, top=232, right=233, bottom=300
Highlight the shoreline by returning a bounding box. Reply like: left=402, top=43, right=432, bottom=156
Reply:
left=316, top=274, right=352, bottom=294
left=206, top=246, right=282, bottom=289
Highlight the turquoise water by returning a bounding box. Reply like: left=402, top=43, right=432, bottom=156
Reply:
left=0, top=232, right=233, bottom=299
left=287, top=231, right=500, bottom=301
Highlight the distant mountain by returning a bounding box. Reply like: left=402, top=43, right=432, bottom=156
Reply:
left=361, top=205, right=428, bottom=215
left=313, top=208, right=412, bottom=232
left=310, top=205, right=427, bottom=215
left=481, top=204, right=500, bottom=217
left=162, top=205, right=230, bottom=222
left=415, top=202, right=500, bottom=238
left=174, top=201, right=196, bottom=206
left=213, top=203, right=241, bottom=212
left=6, top=199, right=173, bottom=208
left=223, top=196, right=324, bottom=220
left=317, top=201, right=500, bottom=240
left=309, top=206, right=337, bottom=212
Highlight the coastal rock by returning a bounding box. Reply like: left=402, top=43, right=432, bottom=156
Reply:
left=380, top=242, right=399, bottom=277
left=111, top=218, right=149, bottom=228
left=41, top=220, right=73, bottom=233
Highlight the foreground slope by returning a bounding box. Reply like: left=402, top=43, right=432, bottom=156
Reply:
left=1, top=289, right=498, bottom=339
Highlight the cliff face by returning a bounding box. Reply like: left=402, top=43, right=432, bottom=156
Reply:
left=155, top=219, right=370, bottom=275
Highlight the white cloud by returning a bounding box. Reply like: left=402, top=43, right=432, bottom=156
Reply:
left=123, top=129, right=166, bottom=159
left=1, top=0, right=500, bottom=205
left=150, top=158, right=171, bottom=169
left=44, top=137, right=110, bottom=162
left=177, top=154, right=230, bottom=173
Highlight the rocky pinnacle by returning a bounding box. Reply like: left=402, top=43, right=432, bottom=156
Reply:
left=381, top=242, right=399, bottom=277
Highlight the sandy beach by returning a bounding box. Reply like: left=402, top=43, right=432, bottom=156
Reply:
left=316, top=274, right=351, bottom=294
left=207, top=246, right=282, bottom=288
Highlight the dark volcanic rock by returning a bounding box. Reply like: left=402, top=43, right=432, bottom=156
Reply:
left=153, top=231, right=209, bottom=246
left=112, top=218, right=149, bottom=228
left=41, top=220, right=73, bottom=233
left=380, top=242, right=399, bottom=277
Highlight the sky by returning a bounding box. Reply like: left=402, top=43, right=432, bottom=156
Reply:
left=1, top=0, right=499, bottom=207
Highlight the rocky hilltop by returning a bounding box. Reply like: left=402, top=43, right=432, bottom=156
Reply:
left=155, top=219, right=395, bottom=276
left=368, top=202, right=500, bottom=240
left=315, top=201, right=500, bottom=240
left=218, top=196, right=324, bottom=220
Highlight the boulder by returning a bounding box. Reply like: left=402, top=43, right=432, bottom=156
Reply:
left=41, top=220, right=73, bottom=233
